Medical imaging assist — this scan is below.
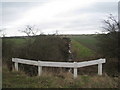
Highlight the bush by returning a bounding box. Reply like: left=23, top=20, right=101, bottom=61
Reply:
left=2, top=35, right=70, bottom=75
left=2, top=39, right=16, bottom=71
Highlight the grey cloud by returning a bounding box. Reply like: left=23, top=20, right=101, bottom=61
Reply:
left=0, top=3, right=2, bottom=25
left=2, top=2, right=46, bottom=24
left=74, top=2, right=117, bottom=14
left=118, top=1, right=120, bottom=22
left=1, top=1, right=118, bottom=35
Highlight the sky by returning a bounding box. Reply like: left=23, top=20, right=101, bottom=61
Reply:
left=0, top=0, right=119, bottom=36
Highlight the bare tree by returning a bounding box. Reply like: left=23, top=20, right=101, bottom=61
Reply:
left=98, top=14, right=119, bottom=57
left=19, top=25, right=40, bottom=36
left=102, top=14, right=119, bottom=33
left=96, top=14, right=120, bottom=76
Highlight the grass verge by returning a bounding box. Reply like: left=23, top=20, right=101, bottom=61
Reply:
left=2, top=66, right=118, bottom=88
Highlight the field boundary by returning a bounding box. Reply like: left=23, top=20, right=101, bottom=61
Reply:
left=12, top=58, right=106, bottom=78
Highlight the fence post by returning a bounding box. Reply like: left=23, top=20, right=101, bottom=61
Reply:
left=38, top=61, right=42, bottom=76
left=98, top=63, right=102, bottom=75
left=14, top=58, right=18, bottom=71
left=73, top=62, right=77, bottom=78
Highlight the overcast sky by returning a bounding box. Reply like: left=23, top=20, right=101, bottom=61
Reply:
left=0, top=0, right=119, bottom=36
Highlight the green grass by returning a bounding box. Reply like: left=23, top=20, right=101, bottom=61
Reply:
left=69, top=35, right=98, bottom=52
left=3, top=38, right=26, bottom=46
left=3, top=37, right=35, bottom=45
left=9, top=38, right=26, bottom=45
left=2, top=66, right=118, bottom=88
left=71, top=39, right=96, bottom=60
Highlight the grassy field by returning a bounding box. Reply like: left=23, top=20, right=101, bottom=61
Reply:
left=3, top=35, right=100, bottom=61
left=2, top=66, right=118, bottom=88
left=69, top=35, right=100, bottom=60
left=3, top=37, right=26, bottom=45
left=3, top=34, right=98, bottom=49
left=69, top=35, right=98, bottom=52
left=71, top=39, right=96, bottom=61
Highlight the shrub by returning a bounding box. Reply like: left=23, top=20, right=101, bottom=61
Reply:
left=2, top=35, right=70, bottom=75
